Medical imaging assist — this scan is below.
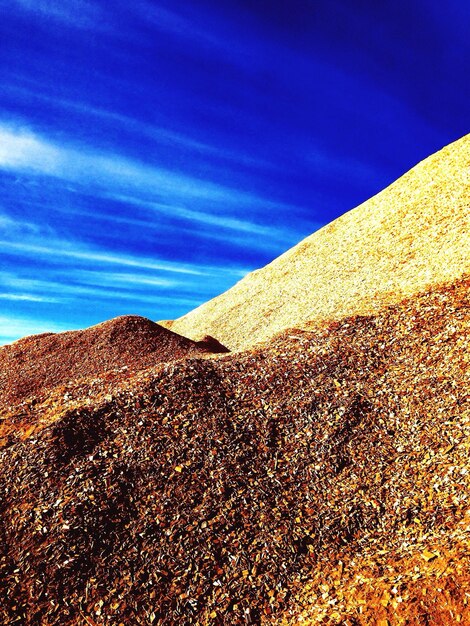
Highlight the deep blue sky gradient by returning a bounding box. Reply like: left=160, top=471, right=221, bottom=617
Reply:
left=1, top=0, right=469, bottom=344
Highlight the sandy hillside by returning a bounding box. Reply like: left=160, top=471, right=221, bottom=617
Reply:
left=165, top=134, right=470, bottom=350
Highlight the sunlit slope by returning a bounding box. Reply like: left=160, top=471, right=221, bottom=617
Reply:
left=167, top=134, right=470, bottom=350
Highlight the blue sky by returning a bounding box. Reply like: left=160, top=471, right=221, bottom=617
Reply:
left=0, top=0, right=469, bottom=344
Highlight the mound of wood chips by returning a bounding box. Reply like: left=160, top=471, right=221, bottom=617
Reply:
left=1, top=275, right=468, bottom=625
left=166, top=133, right=470, bottom=350
left=0, top=315, right=228, bottom=449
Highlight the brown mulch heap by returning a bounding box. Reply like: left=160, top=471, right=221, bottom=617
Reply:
left=0, top=275, right=469, bottom=625
left=166, top=133, right=470, bottom=350
left=0, top=315, right=228, bottom=446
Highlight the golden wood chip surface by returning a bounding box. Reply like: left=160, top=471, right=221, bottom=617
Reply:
left=166, top=134, right=470, bottom=350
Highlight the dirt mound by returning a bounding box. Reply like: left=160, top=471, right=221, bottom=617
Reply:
left=0, top=315, right=227, bottom=412
left=1, top=275, right=468, bottom=625
left=166, top=134, right=470, bottom=350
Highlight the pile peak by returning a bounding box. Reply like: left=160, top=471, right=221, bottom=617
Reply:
left=0, top=314, right=227, bottom=416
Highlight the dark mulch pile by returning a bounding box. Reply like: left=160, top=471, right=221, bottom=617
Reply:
left=0, top=315, right=227, bottom=434
left=0, top=277, right=468, bottom=625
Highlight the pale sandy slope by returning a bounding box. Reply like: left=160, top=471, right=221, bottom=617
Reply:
left=165, top=134, right=470, bottom=351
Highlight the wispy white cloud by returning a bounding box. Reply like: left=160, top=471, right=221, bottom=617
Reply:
left=134, top=2, right=222, bottom=48
left=106, top=193, right=292, bottom=240
left=0, top=272, right=53, bottom=292
left=75, top=271, right=177, bottom=289
left=74, top=103, right=270, bottom=168
left=0, top=239, right=249, bottom=278
left=307, top=146, right=385, bottom=184
left=0, top=126, right=61, bottom=173
left=0, top=122, right=305, bottom=257
left=0, top=270, right=202, bottom=308
left=0, top=122, right=275, bottom=207
left=0, top=209, right=49, bottom=237
left=21, top=199, right=293, bottom=252
left=0, top=293, right=58, bottom=302
left=2, top=83, right=271, bottom=169
left=132, top=1, right=259, bottom=73
left=3, top=0, right=105, bottom=29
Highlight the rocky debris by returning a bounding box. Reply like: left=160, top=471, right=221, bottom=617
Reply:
left=0, top=275, right=468, bottom=625
left=167, top=134, right=470, bottom=350
left=283, top=530, right=470, bottom=625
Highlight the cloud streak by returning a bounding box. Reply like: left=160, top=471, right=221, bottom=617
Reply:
left=106, top=193, right=298, bottom=241
left=0, top=126, right=61, bottom=174
left=2, top=83, right=271, bottom=169
left=0, top=121, right=307, bottom=257
left=0, top=263, right=208, bottom=307
left=0, top=239, right=249, bottom=278
left=3, top=0, right=105, bottom=29
left=0, top=293, right=58, bottom=302
left=0, top=314, right=70, bottom=345
left=0, top=123, right=271, bottom=206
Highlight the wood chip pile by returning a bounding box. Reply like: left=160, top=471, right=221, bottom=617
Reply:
left=0, top=315, right=227, bottom=447
left=165, top=133, right=470, bottom=350
left=1, top=275, right=468, bottom=625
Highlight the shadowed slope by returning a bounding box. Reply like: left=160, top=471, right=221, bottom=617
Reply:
left=0, top=276, right=468, bottom=625
left=166, top=134, right=470, bottom=350
left=0, top=315, right=227, bottom=412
